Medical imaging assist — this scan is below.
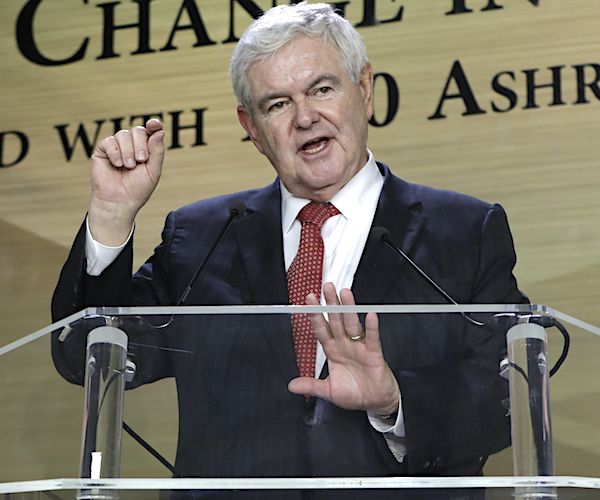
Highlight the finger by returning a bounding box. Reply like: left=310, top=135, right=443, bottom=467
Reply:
left=147, top=129, right=165, bottom=180
left=131, top=126, right=149, bottom=163
left=322, top=282, right=345, bottom=339
left=339, top=288, right=365, bottom=341
left=322, top=281, right=339, bottom=305
left=288, top=376, right=329, bottom=400
left=364, top=311, right=381, bottom=349
left=114, top=129, right=136, bottom=169
left=306, top=292, right=333, bottom=342
left=95, top=135, right=123, bottom=167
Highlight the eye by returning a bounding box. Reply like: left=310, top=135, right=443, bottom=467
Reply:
left=317, top=86, right=332, bottom=95
left=268, top=100, right=287, bottom=112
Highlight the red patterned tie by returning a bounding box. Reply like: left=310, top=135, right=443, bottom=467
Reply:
left=287, top=202, right=340, bottom=378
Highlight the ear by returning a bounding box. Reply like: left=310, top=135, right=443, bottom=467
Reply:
left=237, top=105, right=265, bottom=155
left=359, top=63, right=374, bottom=120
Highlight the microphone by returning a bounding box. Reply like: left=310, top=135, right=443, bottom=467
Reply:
left=370, top=226, right=570, bottom=377
left=59, top=202, right=249, bottom=477
left=177, top=200, right=246, bottom=306
left=121, top=199, right=246, bottom=476
left=369, top=226, right=483, bottom=327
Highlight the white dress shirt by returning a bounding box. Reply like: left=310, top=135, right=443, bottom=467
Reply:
left=85, top=151, right=407, bottom=460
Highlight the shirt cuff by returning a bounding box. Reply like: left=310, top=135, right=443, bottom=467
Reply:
left=85, top=217, right=134, bottom=276
left=367, top=394, right=408, bottom=462
left=367, top=394, right=406, bottom=437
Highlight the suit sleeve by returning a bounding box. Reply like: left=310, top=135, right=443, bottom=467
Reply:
left=51, top=213, right=178, bottom=387
left=395, top=204, right=525, bottom=475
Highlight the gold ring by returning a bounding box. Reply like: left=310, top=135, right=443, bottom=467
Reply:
left=349, top=331, right=366, bottom=342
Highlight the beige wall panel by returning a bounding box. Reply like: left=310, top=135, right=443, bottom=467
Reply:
left=1, top=0, right=598, bottom=480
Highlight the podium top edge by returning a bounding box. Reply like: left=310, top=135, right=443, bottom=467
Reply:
left=2, top=304, right=600, bottom=358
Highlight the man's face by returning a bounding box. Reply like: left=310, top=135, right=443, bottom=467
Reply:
left=237, top=35, right=374, bottom=202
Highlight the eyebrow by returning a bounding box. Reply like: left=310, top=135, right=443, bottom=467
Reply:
left=256, top=74, right=343, bottom=112
left=307, top=74, right=342, bottom=91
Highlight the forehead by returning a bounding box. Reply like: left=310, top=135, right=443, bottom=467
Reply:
left=245, top=36, right=348, bottom=97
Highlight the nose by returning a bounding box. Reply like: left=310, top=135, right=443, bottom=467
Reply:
left=294, top=99, right=319, bottom=129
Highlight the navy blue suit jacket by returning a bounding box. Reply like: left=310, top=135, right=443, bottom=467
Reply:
left=52, top=164, right=525, bottom=482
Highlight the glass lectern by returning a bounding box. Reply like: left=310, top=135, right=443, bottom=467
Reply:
left=0, top=304, right=599, bottom=499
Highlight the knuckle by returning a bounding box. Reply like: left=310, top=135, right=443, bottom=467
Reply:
left=102, top=137, right=119, bottom=154
left=114, top=129, right=130, bottom=138
left=133, top=125, right=148, bottom=135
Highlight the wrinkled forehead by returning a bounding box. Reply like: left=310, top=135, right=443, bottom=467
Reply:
left=243, top=35, right=348, bottom=102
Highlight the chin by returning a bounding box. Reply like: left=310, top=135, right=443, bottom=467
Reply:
left=302, top=181, right=344, bottom=201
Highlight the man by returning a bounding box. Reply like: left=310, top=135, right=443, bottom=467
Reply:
left=52, top=1, right=525, bottom=493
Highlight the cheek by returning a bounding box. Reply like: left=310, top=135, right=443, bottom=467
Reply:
left=266, top=123, right=294, bottom=151
left=258, top=130, right=293, bottom=164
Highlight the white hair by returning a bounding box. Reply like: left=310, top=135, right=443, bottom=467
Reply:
left=230, top=2, right=368, bottom=110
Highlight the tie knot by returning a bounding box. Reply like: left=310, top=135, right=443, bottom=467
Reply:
left=297, top=202, right=340, bottom=228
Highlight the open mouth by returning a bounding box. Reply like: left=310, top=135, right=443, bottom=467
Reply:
left=301, top=137, right=329, bottom=154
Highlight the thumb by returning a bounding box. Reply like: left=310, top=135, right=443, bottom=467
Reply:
left=288, top=377, right=329, bottom=399
left=146, top=129, right=165, bottom=179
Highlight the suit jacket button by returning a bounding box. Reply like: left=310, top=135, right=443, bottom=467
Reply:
left=303, top=414, right=316, bottom=426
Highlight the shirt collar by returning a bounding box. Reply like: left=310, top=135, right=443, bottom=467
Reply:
left=280, top=150, right=383, bottom=234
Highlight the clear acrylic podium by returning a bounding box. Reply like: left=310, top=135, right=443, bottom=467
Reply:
left=1, top=304, right=599, bottom=499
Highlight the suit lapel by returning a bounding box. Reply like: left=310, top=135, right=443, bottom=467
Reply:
left=233, top=180, right=299, bottom=382
left=234, top=182, right=288, bottom=305
left=352, top=164, right=427, bottom=304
